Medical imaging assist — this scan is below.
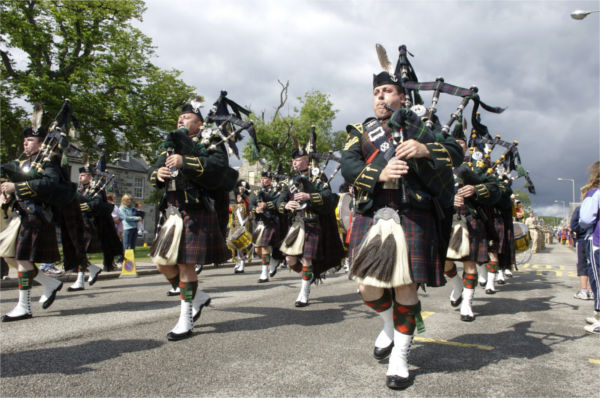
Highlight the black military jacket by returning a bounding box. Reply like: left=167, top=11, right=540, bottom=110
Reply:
left=148, top=130, right=229, bottom=210
left=276, top=173, right=333, bottom=222
left=341, top=116, right=459, bottom=215
left=250, top=186, right=280, bottom=223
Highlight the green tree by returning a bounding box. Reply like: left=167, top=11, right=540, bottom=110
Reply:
left=243, top=81, right=345, bottom=172
left=0, top=0, right=196, bottom=161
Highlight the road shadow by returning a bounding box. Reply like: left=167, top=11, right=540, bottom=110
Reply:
left=200, top=292, right=368, bottom=334
left=53, top=300, right=177, bottom=317
left=0, top=339, right=163, bottom=377
left=410, top=320, right=585, bottom=376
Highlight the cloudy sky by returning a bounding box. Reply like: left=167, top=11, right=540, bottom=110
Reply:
left=134, top=0, right=599, bottom=217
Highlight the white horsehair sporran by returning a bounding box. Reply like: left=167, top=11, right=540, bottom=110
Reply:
left=446, top=214, right=470, bottom=260
left=252, top=221, right=265, bottom=245
left=280, top=217, right=305, bottom=256
left=350, top=207, right=412, bottom=288
left=149, top=205, right=183, bottom=266
left=0, top=217, right=21, bottom=258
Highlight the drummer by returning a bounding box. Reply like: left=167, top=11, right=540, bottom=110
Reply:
left=250, top=169, right=281, bottom=283
left=229, top=181, right=251, bottom=273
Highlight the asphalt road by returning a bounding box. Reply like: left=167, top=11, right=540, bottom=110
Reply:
left=1, top=242, right=598, bottom=397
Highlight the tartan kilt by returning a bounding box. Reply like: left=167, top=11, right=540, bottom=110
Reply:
left=349, top=208, right=445, bottom=287
left=256, top=220, right=278, bottom=247
left=54, top=199, right=87, bottom=271
left=465, top=212, right=490, bottom=263
left=15, top=205, right=60, bottom=263
left=302, top=221, right=321, bottom=260
left=175, top=207, right=228, bottom=266
left=491, top=214, right=505, bottom=254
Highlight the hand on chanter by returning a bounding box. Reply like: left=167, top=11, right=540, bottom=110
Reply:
left=165, top=154, right=183, bottom=168
left=457, top=185, right=475, bottom=198
left=454, top=194, right=464, bottom=207
left=285, top=200, right=299, bottom=211
left=378, top=158, right=409, bottom=182
left=156, top=167, right=171, bottom=183
left=395, top=139, right=431, bottom=160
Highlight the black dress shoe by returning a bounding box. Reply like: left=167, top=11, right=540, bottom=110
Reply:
left=450, top=296, right=463, bottom=307
left=258, top=278, right=269, bottom=283
left=1, top=313, right=33, bottom=322
left=167, top=329, right=192, bottom=341
left=42, top=282, right=63, bottom=310
left=193, top=298, right=211, bottom=322
left=295, top=300, right=309, bottom=307
left=67, top=286, right=84, bottom=292
left=497, top=280, right=506, bottom=285
left=386, top=375, right=411, bottom=390
left=479, top=281, right=486, bottom=287
left=373, top=342, right=394, bottom=360
left=234, top=269, right=244, bottom=274
left=460, top=314, right=475, bottom=322
left=485, top=289, right=496, bottom=295
left=167, top=289, right=180, bottom=297
left=195, top=264, right=203, bottom=274
left=269, top=268, right=277, bottom=278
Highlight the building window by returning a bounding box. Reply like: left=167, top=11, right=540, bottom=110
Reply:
left=249, top=171, right=256, bottom=186
left=134, top=177, right=144, bottom=199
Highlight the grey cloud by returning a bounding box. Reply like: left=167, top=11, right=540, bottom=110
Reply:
left=139, top=0, right=599, bottom=216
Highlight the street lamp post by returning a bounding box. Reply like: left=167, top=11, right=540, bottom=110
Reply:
left=557, top=177, right=575, bottom=204
left=571, top=9, right=600, bottom=20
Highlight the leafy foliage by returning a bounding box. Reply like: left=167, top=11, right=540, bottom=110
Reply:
left=243, top=88, right=346, bottom=172
left=0, top=0, right=196, bottom=161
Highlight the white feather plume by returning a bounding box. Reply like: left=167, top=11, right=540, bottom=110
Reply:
left=375, top=43, right=394, bottom=74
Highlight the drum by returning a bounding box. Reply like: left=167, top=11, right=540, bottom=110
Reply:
left=513, top=222, right=531, bottom=253
left=229, top=227, right=251, bottom=250
left=513, top=221, right=532, bottom=265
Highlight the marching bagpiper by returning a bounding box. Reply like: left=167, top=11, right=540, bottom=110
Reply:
left=277, top=130, right=344, bottom=307
left=250, top=168, right=282, bottom=282
left=66, top=162, right=122, bottom=291
left=0, top=118, right=72, bottom=321
left=341, top=44, right=467, bottom=389
left=148, top=100, right=227, bottom=341
left=444, top=125, right=501, bottom=322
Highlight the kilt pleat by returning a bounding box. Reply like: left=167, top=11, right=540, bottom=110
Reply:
left=15, top=208, right=60, bottom=263
left=177, top=207, right=228, bottom=266
left=302, top=221, right=320, bottom=260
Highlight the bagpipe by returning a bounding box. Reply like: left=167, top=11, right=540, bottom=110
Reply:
left=1, top=100, right=81, bottom=218
left=468, top=118, right=536, bottom=194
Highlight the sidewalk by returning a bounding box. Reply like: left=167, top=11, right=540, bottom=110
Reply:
left=0, top=260, right=261, bottom=290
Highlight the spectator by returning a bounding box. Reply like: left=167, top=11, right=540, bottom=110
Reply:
left=571, top=205, right=592, bottom=300
left=579, top=161, right=600, bottom=334
left=133, top=201, right=146, bottom=238
left=119, top=194, right=141, bottom=254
